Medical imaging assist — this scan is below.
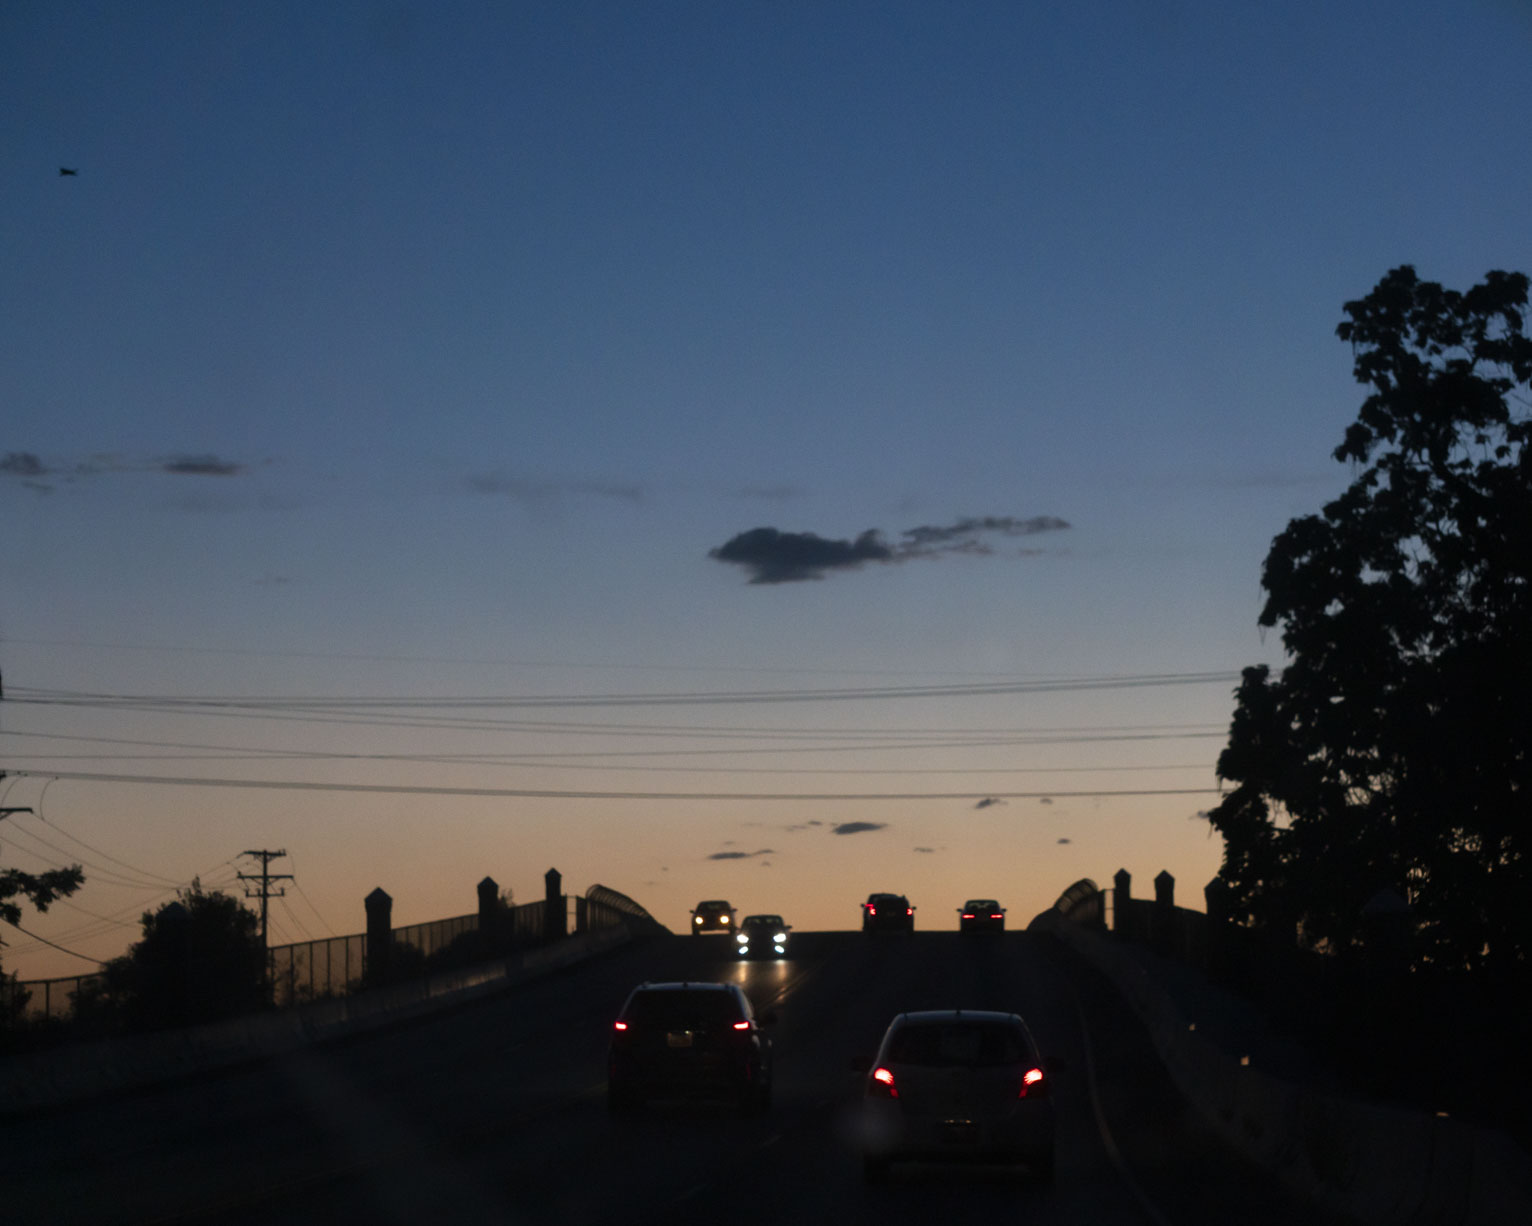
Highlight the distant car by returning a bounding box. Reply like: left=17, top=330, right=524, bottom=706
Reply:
left=856, top=1010, right=1057, bottom=1183
left=958, top=899, right=1006, bottom=933
left=735, top=914, right=791, bottom=958
left=690, top=899, right=736, bottom=935
left=862, top=892, right=915, bottom=932
left=607, top=981, right=774, bottom=1113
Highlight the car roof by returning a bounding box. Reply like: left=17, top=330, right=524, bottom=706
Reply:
left=889, top=1009, right=1026, bottom=1026
left=693, top=899, right=732, bottom=908
left=963, top=899, right=1001, bottom=907
left=741, top=914, right=783, bottom=923
left=867, top=892, right=907, bottom=901
left=625, top=981, right=739, bottom=995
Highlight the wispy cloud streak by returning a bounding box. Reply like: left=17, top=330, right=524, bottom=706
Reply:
left=709, top=515, right=1070, bottom=583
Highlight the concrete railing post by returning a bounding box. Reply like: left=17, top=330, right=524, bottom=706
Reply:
left=365, top=887, right=393, bottom=984
left=544, top=868, right=565, bottom=942
left=1112, top=868, right=1132, bottom=940
left=1153, top=869, right=1176, bottom=956
left=478, top=875, right=499, bottom=945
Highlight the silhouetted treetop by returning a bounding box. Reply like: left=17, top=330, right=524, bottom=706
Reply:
left=1209, top=265, right=1530, bottom=972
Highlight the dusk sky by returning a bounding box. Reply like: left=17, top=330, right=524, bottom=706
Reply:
left=3, top=2, right=1529, bottom=980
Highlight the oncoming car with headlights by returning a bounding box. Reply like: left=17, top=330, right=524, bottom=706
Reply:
left=735, top=914, right=791, bottom=958
left=690, top=899, right=735, bottom=936
left=856, top=1010, right=1057, bottom=1183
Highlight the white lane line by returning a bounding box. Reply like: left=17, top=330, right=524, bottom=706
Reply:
left=1074, top=990, right=1177, bottom=1226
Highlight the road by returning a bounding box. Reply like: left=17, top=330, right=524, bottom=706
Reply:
left=3, top=930, right=1352, bottom=1225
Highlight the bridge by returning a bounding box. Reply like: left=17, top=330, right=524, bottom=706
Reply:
left=3, top=884, right=1527, bottom=1224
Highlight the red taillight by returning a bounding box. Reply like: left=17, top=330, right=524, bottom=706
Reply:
left=961, top=913, right=975, bottom=919
left=870, top=1067, right=898, bottom=1098
left=613, top=1020, right=628, bottom=1031
left=867, top=905, right=876, bottom=915
left=1019, top=1066, right=1047, bottom=1098
left=991, top=914, right=1004, bottom=920
left=732, top=1020, right=750, bottom=1031
left=905, top=908, right=913, bottom=916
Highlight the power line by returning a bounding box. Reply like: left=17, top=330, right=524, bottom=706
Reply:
left=0, top=637, right=1252, bottom=682
left=5, top=770, right=1223, bottom=802
left=287, top=857, right=336, bottom=937
left=4, top=920, right=104, bottom=966
left=26, top=808, right=185, bottom=887
left=0, top=822, right=175, bottom=890
left=5, top=670, right=1243, bottom=712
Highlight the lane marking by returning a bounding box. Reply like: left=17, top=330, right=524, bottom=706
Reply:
left=1074, top=990, right=1177, bottom=1226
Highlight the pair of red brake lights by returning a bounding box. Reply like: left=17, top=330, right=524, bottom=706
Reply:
left=612, top=1020, right=750, bottom=1032
left=868, top=1065, right=1045, bottom=1099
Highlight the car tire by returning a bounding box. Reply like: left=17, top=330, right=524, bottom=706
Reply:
left=862, top=1155, right=890, bottom=1183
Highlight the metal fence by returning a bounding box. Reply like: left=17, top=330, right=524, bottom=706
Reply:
left=4, top=882, right=662, bottom=1023
left=2, top=972, right=97, bottom=1023
left=268, top=933, right=367, bottom=1007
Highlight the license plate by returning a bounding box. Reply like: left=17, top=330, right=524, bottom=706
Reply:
left=938, top=1120, right=977, bottom=1145
left=666, top=1031, right=693, bottom=1048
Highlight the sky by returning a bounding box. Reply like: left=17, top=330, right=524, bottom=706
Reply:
left=3, top=1, right=1529, bottom=981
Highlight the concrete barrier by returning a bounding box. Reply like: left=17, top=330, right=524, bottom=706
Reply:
left=1050, top=919, right=1532, bottom=1224
left=0, top=924, right=633, bottom=1116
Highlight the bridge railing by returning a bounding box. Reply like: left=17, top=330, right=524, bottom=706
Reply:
left=7, top=879, right=662, bottom=1022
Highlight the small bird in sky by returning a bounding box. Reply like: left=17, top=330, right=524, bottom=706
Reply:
left=59, top=167, right=78, bottom=176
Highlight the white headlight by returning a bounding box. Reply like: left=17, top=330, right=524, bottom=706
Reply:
left=736, top=933, right=748, bottom=943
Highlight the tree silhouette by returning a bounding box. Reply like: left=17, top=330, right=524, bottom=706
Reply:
left=83, top=881, right=268, bottom=1030
left=1, top=860, right=84, bottom=1021
left=1208, top=266, right=1531, bottom=971
left=1, top=863, right=83, bottom=931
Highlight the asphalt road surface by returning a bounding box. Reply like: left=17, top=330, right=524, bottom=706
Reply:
left=3, top=931, right=1355, bottom=1225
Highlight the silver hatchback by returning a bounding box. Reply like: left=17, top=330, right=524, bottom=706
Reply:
left=857, top=1010, right=1056, bottom=1182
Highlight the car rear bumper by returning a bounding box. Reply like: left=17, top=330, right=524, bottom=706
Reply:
left=860, top=1100, right=1054, bottom=1162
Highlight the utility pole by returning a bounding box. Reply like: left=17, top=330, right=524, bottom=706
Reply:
left=237, top=849, right=293, bottom=954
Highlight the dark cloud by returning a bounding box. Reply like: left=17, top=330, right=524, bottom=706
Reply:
left=1, top=452, right=45, bottom=477
left=1039, top=797, right=1054, bottom=806
left=899, top=516, right=1070, bottom=551
left=469, top=472, right=643, bottom=506
left=708, top=527, right=891, bottom=584
left=831, top=821, right=887, bottom=836
left=913, top=846, right=937, bottom=854
left=707, top=848, right=774, bottom=861
left=1057, top=837, right=1072, bottom=845
left=710, top=515, right=1070, bottom=584
left=974, top=797, right=1006, bottom=810
left=161, top=454, right=244, bottom=476
left=2, top=450, right=251, bottom=489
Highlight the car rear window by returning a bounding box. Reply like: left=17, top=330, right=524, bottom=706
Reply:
left=624, top=990, right=745, bottom=1027
left=887, top=1022, right=1032, bottom=1067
